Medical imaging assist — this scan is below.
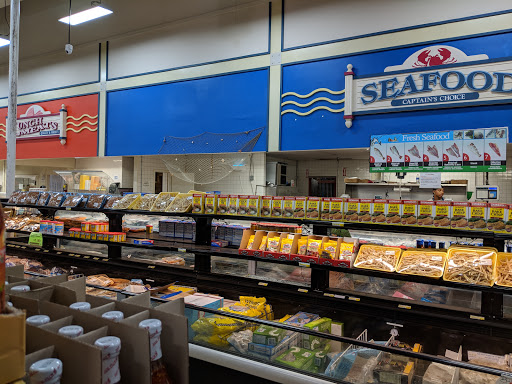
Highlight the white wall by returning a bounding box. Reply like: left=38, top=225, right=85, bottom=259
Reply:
left=283, top=0, right=512, bottom=49
left=107, top=2, right=269, bottom=79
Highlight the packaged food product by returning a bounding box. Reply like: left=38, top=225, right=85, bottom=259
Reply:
left=267, top=236, right=281, bottom=252
left=320, top=198, right=331, bottom=220
left=103, top=196, right=122, bottom=209
left=260, top=196, right=272, bottom=217
left=294, top=197, right=307, bottom=219
left=451, top=202, right=469, bottom=229
left=272, top=197, right=284, bottom=218
left=371, top=199, right=386, bottom=223
left=114, top=194, right=141, bottom=210
left=131, top=194, right=157, bottom=211
left=358, top=199, right=372, bottom=223
left=401, top=200, right=418, bottom=225
left=306, top=197, right=320, bottom=220
left=434, top=201, right=452, bottom=228
left=193, top=333, right=230, bottom=347
left=7, top=190, right=22, bottom=204
left=320, top=240, right=338, bottom=259
left=487, top=203, right=508, bottom=232
left=307, top=238, right=322, bottom=257
left=496, top=252, right=512, bottom=287
left=283, top=197, right=295, bottom=218
left=47, top=193, right=66, bottom=207
left=397, top=250, right=447, bottom=278
left=259, top=236, right=267, bottom=251
left=329, top=198, right=344, bottom=221
left=280, top=238, right=294, bottom=254
left=275, top=347, right=315, bottom=370
left=205, top=194, right=218, bottom=214
left=386, top=200, right=402, bottom=224
left=192, top=193, right=206, bottom=214
left=217, top=194, right=229, bottom=214
left=297, top=238, right=308, bottom=255
left=237, top=195, right=249, bottom=215
left=15, top=191, right=29, bottom=204
left=507, top=206, right=512, bottom=233
left=61, top=195, right=84, bottom=208
left=166, top=193, right=193, bottom=213
left=36, top=191, right=51, bottom=206
left=25, top=191, right=41, bottom=205
left=246, top=235, right=256, bottom=250
left=344, top=199, right=359, bottom=222
left=417, top=200, right=435, bottom=226
left=303, top=318, right=332, bottom=350
left=191, top=317, right=245, bottom=335
left=151, top=192, right=178, bottom=212
left=354, top=244, right=401, bottom=272
left=252, top=325, right=286, bottom=346
left=468, top=202, right=488, bottom=230
left=283, top=311, right=319, bottom=327
left=443, top=246, right=497, bottom=286
left=228, top=195, right=239, bottom=215
left=338, top=242, right=355, bottom=261
left=247, top=195, right=260, bottom=216
left=85, top=194, right=107, bottom=209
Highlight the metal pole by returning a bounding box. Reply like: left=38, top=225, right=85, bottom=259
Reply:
left=6, top=0, right=20, bottom=196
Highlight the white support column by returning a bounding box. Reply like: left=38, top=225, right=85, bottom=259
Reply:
left=6, top=0, right=20, bottom=196
left=59, top=104, right=68, bottom=145
left=98, top=41, right=108, bottom=157
left=344, top=64, right=354, bottom=129
left=267, top=0, right=283, bottom=152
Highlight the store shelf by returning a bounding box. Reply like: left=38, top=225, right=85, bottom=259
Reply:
left=345, top=183, right=468, bottom=187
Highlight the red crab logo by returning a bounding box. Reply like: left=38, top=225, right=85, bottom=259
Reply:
left=413, top=48, right=457, bottom=68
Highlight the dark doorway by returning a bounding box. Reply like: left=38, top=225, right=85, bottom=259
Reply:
left=309, top=176, right=336, bottom=197
left=155, top=172, right=163, bottom=194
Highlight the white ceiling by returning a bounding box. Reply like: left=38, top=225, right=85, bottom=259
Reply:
left=0, top=0, right=263, bottom=64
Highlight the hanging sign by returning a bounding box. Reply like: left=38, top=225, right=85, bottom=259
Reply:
left=370, top=127, right=507, bottom=173
left=419, top=173, right=441, bottom=189
left=15, top=104, right=67, bottom=140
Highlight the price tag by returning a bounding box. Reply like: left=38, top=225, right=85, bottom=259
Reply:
left=178, top=248, right=186, bottom=253
left=43, top=250, right=49, bottom=253
left=148, top=265, right=155, bottom=269
left=74, top=254, right=81, bottom=258
left=332, top=222, right=344, bottom=227
left=34, top=248, right=41, bottom=252
left=334, top=294, right=346, bottom=299
left=258, top=282, right=268, bottom=287
left=348, top=296, right=360, bottom=302
left=66, top=207, right=71, bottom=211
left=102, top=258, right=108, bottom=262
left=83, top=256, right=90, bottom=259
left=93, top=257, right=100, bottom=261
left=398, top=304, right=411, bottom=310
left=298, top=288, right=308, bottom=293
left=56, top=252, right=62, bottom=255
left=323, top=293, right=335, bottom=298
left=470, top=315, right=485, bottom=321
left=21, top=246, right=26, bottom=249
left=298, top=262, right=310, bottom=268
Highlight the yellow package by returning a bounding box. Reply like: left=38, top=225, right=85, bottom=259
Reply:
left=220, top=304, right=262, bottom=318
left=191, top=316, right=245, bottom=335
left=267, top=236, right=281, bottom=252
left=307, top=239, right=322, bottom=257
left=278, top=315, right=292, bottom=323
left=246, top=235, right=256, bottom=250
left=280, top=238, right=294, bottom=254
left=259, top=236, right=267, bottom=251
left=193, top=334, right=230, bottom=347
left=320, top=240, right=338, bottom=259
left=239, top=296, right=273, bottom=320
left=298, top=238, right=308, bottom=255
left=339, top=242, right=355, bottom=260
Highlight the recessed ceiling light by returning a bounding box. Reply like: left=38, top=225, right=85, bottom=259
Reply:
left=59, top=6, right=112, bottom=26
left=0, top=37, right=9, bottom=48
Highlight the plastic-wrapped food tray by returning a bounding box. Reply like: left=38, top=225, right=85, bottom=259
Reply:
left=61, top=195, right=84, bottom=208
left=113, top=193, right=141, bottom=210
left=151, top=192, right=178, bottom=212
left=165, top=193, right=193, bottom=213
left=396, top=250, right=446, bottom=278
left=104, top=196, right=122, bottom=209
left=14, top=192, right=29, bottom=204
left=36, top=191, right=51, bottom=206
left=493, top=252, right=511, bottom=287
left=47, top=192, right=66, bottom=207
left=7, top=191, right=22, bottom=204
left=353, top=244, right=402, bottom=272
left=25, top=191, right=41, bottom=205
left=131, top=194, right=158, bottom=211
left=443, top=246, right=497, bottom=286
left=86, top=194, right=107, bottom=209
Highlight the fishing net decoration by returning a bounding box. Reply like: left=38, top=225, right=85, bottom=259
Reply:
left=157, top=128, right=263, bottom=185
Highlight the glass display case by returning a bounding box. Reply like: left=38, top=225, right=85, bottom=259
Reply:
left=54, top=170, right=114, bottom=193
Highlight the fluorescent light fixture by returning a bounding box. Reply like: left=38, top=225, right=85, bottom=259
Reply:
left=0, top=37, right=9, bottom=48
left=59, top=6, right=112, bottom=26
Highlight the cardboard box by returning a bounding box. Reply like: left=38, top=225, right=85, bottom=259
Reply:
left=319, top=237, right=358, bottom=267
left=469, top=202, right=488, bottom=230
left=487, top=203, right=508, bottom=233
left=386, top=200, right=402, bottom=224
left=228, top=195, right=239, bottom=215
left=294, top=196, right=307, bottom=219
left=358, top=199, right=373, bottom=223
left=0, top=308, right=25, bottom=384
left=184, top=293, right=223, bottom=337
left=401, top=200, right=418, bottom=226
left=283, top=196, right=295, bottom=218
left=260, top=196, right=272, bottom=217
left=248, top=331, right=299, bottom=359
left=451, top=202, right=469, bottom=229
left=238, top=229, right=266, bottom=257
left=507, top=206, right=512, bottom=233
left=371, top=199, right=386, bottom=223
left=217, top=194, right=229, bottom=215
left=275, top=347, right=315, bottom=370
left=247, top=195, right=261, bottom=217
left=264, top=233, right=301, bottom=261
left=289, top=235, right=321, bottom=263
left=283, top=312, right=319, bottom=327
left=237, top=195, right=250, bottom=215
left=345, top=199, right=360, bottom=222
left=204, top=194, right=218, bottom=214
left=252, top=324, right=286, bottom=346
left=191, top=194, right=205, bottom=214
left=434, top=201, right=452, bottom=228
left=302, top=317, right=332, bottom=350
left=329, top=198, right=344, bottom=221
left=271, top=196, right=284, bottom=218
left=417, top=200, right=435, bottom=227
left=319, top=198, right=331, bottom=221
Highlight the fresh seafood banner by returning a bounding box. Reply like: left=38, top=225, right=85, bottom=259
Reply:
left=370, top=127, right=507, bottom=172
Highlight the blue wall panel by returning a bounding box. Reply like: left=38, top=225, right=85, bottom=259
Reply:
left=281, top=32, right=512, bottom=151
left=106, top=69, right=269, bottom=156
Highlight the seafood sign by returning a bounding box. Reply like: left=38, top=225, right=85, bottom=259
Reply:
left=370, top=128, right=507, bottom=173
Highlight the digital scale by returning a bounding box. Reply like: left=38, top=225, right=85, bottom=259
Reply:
left=475, top=185, right=499, bottom=200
